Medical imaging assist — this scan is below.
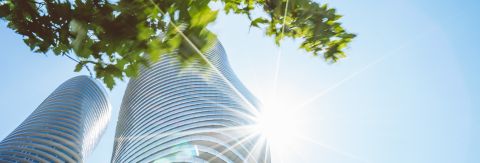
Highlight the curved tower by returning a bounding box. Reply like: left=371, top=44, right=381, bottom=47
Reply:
left=112, top=41, right=270, bottom=162
left=0, top=76, right=111, bottom=162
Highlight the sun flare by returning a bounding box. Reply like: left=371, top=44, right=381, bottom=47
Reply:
left=255, top=99, right=305, bottom=154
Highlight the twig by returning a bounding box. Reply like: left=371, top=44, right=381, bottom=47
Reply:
left=63, top=53, right=94, bottom=77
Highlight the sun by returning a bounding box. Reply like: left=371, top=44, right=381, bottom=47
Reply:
left=255, top=99, right=305, bottom=154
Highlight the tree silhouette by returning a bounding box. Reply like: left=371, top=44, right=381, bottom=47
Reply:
left=0, top=0, right=355, bottom=89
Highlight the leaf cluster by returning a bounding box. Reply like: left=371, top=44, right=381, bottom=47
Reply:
left=0, top=0, right=355, bottom=89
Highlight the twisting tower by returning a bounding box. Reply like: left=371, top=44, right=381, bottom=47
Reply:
left=112, top=41, right=270, bottom=163
left=0, top=76, right=111, bottom=163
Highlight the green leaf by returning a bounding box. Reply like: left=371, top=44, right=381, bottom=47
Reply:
left=250, top=17, right=269, bottom=28
left=137, top=23, right=154, bottom=40
left=103, top=75, right=115, bottom=90
left=74, top=62, right=84, bottom=72
left=189, top=5, right=218, bottom=28
left=125, top=63, right=139, bottom=77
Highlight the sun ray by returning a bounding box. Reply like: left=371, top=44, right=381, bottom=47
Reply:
left=147, top=0, right=260, bottom=116
left=243, top=134, right=270, bottom=163
left=293, top=28, right=439, bottom=112
left=118, top=125, right=257, bottom=141
left=263, top=139, right=270, bottom=163
left=207, top=131, right=262, bottom=162
left=193, top=94, right=260, bottom=121
left=271, top=49, right=283, bottom=101
left=294, top=53, right=390, bottom=110
left=271, top=0, right=291, bottom=101
left=210, top=129, right=256, bottom=146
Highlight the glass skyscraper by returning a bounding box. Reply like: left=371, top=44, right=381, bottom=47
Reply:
left=0, top=76, right=111, bottom=162
left=112, top=41, right=270, bottom=163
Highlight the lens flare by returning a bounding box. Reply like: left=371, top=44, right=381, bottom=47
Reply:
left=255, top=99, right=305, bottom=155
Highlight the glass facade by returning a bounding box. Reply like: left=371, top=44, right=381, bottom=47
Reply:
left=0, top=76, right=111, bottom=162
left=112, top=41, right=270, bottom=162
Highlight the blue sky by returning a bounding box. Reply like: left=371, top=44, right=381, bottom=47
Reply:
left=1, top=0, right=479, bottom=162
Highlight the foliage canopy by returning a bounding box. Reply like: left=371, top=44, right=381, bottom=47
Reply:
left=0, top=0, right=355, bottom=89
